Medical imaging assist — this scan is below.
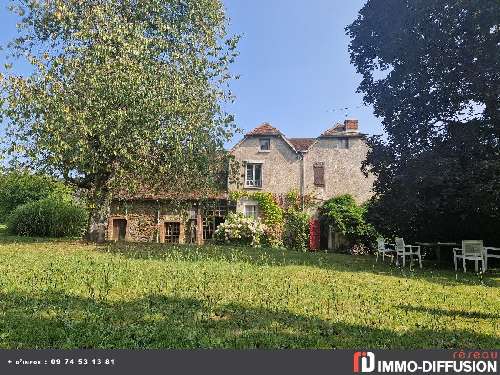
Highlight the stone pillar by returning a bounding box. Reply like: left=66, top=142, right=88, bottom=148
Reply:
left=196, top=208, right=204, bottom=246
left=178, top=222, right=186, bottom=244
left=159, top=220, right=165, bottom=243
left=327, top=225, right=333, bottom=250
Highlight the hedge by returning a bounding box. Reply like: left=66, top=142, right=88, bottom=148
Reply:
left=7, top=197, right=88, bottom=238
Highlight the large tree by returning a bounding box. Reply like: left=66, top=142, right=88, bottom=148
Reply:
left=346, top=0, right=500, bottom=243
left=0, top=0, right=238, bottom=241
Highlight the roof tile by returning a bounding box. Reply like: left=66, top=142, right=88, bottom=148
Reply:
left=321, top=123, right=346, bottom=136
left=288, top=138, right=316, bottom=151
left=246, top=122, right=281, bottom=136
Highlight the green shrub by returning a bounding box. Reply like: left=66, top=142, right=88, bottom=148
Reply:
left=213, top=212, right=265, bottom=247
left=283, top=209, right=310, bottom=251
left=0, top=171, right=73, bottom=221
left=7, top=197, right=88, bottom=237
left=230, top=191, right=284, bottom=247
left=319, top=194, right=377, bottom=252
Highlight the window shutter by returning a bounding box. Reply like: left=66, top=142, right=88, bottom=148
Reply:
left=313, top=162, right=325, bottom=187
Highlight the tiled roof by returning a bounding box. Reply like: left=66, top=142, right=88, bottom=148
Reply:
left=246, top=122, right=281, bottom=136
left=321, top=123, right=346, bottom=136
left=114, top=186, right=227, bottom=201
left=288, top=138, right=316, bottom=152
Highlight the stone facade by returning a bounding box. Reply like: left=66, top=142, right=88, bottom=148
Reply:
left=230, top=135, right=301, bottom=195
left=304, top=136, right=374, bottom=203
left=106, top=119, right=374, bottom=246
left=107, top=199, right=231, bottom=244
left=229, top=120, right=374, bottom=213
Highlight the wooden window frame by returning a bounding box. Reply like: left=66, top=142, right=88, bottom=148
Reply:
left=165, top=222, right=181, bottom=243
left=313, top=162, right=325, bottom=187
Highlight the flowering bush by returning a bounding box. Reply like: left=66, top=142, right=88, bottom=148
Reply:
left=213, top=213, right=265, bottom=247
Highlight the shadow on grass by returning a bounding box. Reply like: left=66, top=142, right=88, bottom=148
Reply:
left=96, top=242, right=500, bottom=288
left=0, top=227, right=497, bottom=288
left=0, top=225, right=78, bottom=245
left=0, top=290, right=497, bottom=349
left=397, top=305, right=500, bottom=320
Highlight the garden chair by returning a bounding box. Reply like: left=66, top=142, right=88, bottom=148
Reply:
left=453, top=240, right=485, bottom=273
left=394, top=237, right=422, bottom=268
left=376, top=238, right=395, bottom=263
left=483, top=246, right=500, bottom=272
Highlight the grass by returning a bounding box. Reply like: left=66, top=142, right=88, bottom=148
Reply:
left=0, top=233, right=498, bottom=349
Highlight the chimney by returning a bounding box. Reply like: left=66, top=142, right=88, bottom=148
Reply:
left=344, top=119, right=358, bottom=132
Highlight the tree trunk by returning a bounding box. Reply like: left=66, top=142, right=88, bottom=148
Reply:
left=86, top=189, right=112, bottom=243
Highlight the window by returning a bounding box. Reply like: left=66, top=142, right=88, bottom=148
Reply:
left=245, top=163, right=262, bottom=188
left=244, top=205, right=258, bottom=218
left=165, top=222, right=180, bottom=243
left=203, top=216, right=225, bottom=240
left=313, top=162, right=325, bottom=187
left=333, top=138, right=349, bottom=149
left=259, top=138, right=270, bottom=151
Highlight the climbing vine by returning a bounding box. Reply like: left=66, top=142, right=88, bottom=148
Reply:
left=230, top=191, right=283, bottom=247
left=229, top=190, right=316, bottom=250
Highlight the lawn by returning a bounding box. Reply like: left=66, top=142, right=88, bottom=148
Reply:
left=0, top=234, right=498, bottom=349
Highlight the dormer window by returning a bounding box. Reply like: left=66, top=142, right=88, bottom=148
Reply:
left=259, top=138, right=270, bottom=152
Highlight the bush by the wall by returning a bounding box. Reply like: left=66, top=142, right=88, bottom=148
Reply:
left=319, top=194, right=377, bottom=252
left=213, top=212, right=265, bottom=247
left=283, top=209, right=310, bottom=251
left=7, top=197, right=88, bottom=237
left=0, top=171, right=73, bottom=221
left=230, top=191, right=284, bottom=247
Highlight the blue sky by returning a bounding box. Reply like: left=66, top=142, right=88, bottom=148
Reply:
left=0, top=1, right=382, bottom=145
left=223, top=0, right=382, bottom=142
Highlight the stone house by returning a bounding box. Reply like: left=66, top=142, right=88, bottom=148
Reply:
left=106, top=119, right=374, bottom=248
left=229, top=119, right=374, bottom=215
left=107, top=191, right=232, bottom=245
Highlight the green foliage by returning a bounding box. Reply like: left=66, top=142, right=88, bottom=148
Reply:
left=7, top=197, right=88, bottom=237
left=0, top=239, right=497, bottom=348
left=1, top=0, right=239, bottom=240
left=283, top=209, right=309, bottom=252
left=347, top=1, right=500, bottom=244
left=319, top=195, right=376, bottom=249
left=230, top=190, right=315, bottom=249
left=230, top=191, right=284, bottom=247
left=0, top=171, right=73, bottom=221
left=213, top=212, right=265, bottom=247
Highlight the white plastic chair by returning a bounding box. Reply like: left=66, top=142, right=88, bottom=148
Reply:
left=454, top=240, right=485, bottom=273
left=394, top=237, right=422, bottom=268
left=483, top=247, right=500, bottom=272
left=376, top=238, right=395, bottom=263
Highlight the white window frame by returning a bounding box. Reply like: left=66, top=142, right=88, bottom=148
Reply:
left=259, top=138, right=271, bottom=152
left=245, top=162, right=263, bottom=188
left=244, top=204, right=259, bottom=219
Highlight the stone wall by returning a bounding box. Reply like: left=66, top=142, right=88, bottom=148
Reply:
left=229, top=135, right=301, bottom=195
left=304, top=137, right=374, bottom=204
left=107, top=200, right=188, bottom=243
left=230, top=134, right=374, bottom=216
left=107, top=200, right=231, bottom=244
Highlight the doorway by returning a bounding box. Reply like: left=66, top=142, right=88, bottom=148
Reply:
left=113, top=219, right=127, bottom=241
